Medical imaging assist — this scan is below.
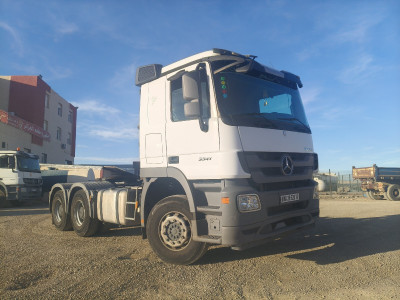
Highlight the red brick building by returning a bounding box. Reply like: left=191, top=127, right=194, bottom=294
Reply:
left=0, top=75, right=77, bottom=164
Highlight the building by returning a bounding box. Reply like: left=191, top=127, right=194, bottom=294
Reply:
left=0, top=75, right=77, bottom=164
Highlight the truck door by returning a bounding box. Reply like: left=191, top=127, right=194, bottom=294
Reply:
left=165, top=63, right=220, bottom=180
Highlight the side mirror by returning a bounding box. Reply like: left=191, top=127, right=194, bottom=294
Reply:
left=182, top=71, right=199, bottom=101
left=8, top=156, right=15, bottom=169
left=184, top=100, right=200, bottom=118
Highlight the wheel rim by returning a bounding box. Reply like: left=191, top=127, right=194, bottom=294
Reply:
left=54, top=200, right=63, bottom=223
left=159, top=211, right=191, bottom=250
left=74, top=200, right=85, bottom=227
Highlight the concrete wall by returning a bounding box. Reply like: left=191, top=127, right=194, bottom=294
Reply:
left=0, top=76, right=11, bottom=111
left=43, top=89, right=75, bottom=164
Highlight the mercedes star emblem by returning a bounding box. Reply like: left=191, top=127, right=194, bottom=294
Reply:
left=281, top=155, right=294, bottom=175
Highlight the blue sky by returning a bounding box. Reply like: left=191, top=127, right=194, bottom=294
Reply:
left=1, top=0, right=399, bottom=172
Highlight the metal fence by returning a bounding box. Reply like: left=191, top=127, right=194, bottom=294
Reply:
left=316, top=170, right=362, bottom=194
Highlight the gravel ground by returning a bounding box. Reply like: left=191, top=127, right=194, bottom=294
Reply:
left=1, top=194, right=399, bottom=299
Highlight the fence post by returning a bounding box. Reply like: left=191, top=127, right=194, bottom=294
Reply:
left=329, top=169, right=332, bottom=197
left=349, top=174, right=352, bottom=191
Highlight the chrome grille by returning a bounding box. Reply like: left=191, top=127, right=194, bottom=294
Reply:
left=23, top=178, right=43, bottom=185
left=242, top=152, right=314, bottom=184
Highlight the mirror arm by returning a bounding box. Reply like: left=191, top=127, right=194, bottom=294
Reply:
left=195, top=64, right=209, bottom=132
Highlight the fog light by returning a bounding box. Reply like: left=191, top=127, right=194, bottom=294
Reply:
left=237, top=194, right=261, bottom=212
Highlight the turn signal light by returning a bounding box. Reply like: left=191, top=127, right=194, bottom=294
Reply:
left=221, top=197, right=230, bottom=204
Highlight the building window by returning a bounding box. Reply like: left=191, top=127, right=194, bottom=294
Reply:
left=68, top=110, right=73, bottom=123
left=41, top=153, right=47, bottom=163
left=65, top=160, right=72, bottom=165
left=57, top=127, right=62, bottom=140
left=58, top=103, right=63, bottom=117
left=43, top=120, right=48, bottom=131
left=45, top=93, right=50, bottom=108
left=67, top=133, right=72, bottom=145
left=1, top=142, right=5, bottom=148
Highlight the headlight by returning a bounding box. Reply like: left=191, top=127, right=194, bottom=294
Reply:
left=237, top=194, right=261, bottom=212
left=313, top=185, right=319, bottom=199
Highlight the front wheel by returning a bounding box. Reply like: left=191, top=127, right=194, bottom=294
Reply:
left=0, top=189, right=6, bottom=208
left=386, top=184, right=400, bottom=201
left=146, top=195, right=208, bottom=265
left=71, top=190, right=99, bottom=237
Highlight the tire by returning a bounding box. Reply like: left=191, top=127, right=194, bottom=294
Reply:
left=146, top=195, right=208, bottom=265
left=51, top=190, right=72, bottom=231
left=368, top=190, right=384, bottom=200
left=71, top=190, right=99, bottom=237
left=386, top=184, right=400, bottom=201
left=0, top=189, right=6, bottom=208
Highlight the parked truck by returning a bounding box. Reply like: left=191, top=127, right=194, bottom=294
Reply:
left=48, top=49, right=319, bottom=264
left=352, top=165, right=400, bottom=201
left=0, top=149, right=42, bottom=207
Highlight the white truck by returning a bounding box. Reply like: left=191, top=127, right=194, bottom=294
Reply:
left=48, top=49, right=319, bottom=264
left=0, top=149, right=42, bottom=207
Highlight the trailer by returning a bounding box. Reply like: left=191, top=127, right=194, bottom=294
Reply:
left=49, top=49, right=319, bottom=265
left=352, top=165, right=400, bottom=201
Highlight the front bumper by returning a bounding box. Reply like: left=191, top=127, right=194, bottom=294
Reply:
left=219, top=180, right=319, bottom=249
left=7, top=185, right=42, bottom=201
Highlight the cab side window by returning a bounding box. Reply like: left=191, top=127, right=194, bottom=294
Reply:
left=170, top=68, right=210, bottom=122
left=171, top=77, right=186, bottom=122
left=0, top=156, right=8, bottom=168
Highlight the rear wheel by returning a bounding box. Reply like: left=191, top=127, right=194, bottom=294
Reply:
left=71, top=190, right=99, bottom=236
left=147, top=195, right=208, bottom=265
left=386, top=184, right=400, bottom=201
left=51, top=190, right=72, bottom=231
left=368, top=190, right=384, bottom=200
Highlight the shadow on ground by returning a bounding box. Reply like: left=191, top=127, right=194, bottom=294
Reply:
left=0, top=201, right=48, bottom=217
left=199, top=214, right=400, bottom=265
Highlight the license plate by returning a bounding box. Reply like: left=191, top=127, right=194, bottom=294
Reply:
left=280, top=193, right=299, bottom=203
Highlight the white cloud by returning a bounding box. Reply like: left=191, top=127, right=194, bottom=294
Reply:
left=301, top=87, right=321, bottom=105
left=89, top=126, right=138, bottom=141
left=56, top=22, right=79, bottom=35
left=338, top=53, right=382, bottom=84
left=332, top=17, right=382, bottom=45
left=72, top=99, right=139, bottom=142
left=109, top=63, right=137, bottom=96
left=297, top=7, right=385, bottom=62
left=72, top=100, right=121, bottom=115
left=0, top=21, right=23, bottom=56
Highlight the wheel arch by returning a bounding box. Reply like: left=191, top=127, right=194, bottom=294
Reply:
left=49, top=183, right=73, bottom=213
left=68, top=181, right=115, bottom=218
left=0, top=181, right=7, bottom=197
left=140, top=167, right=195, bottom=229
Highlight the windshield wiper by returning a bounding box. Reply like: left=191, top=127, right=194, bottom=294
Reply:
left=214, top=60, right=248, bottom=74
left=278, top=117, right=310, bottom=130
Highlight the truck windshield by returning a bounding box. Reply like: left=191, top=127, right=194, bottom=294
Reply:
left=17, top=156, right=41, bottom=173
left=213, top=71, right=311, bottom=133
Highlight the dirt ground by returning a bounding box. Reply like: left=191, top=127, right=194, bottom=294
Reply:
left=1, top=193, right=399, bottom=299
